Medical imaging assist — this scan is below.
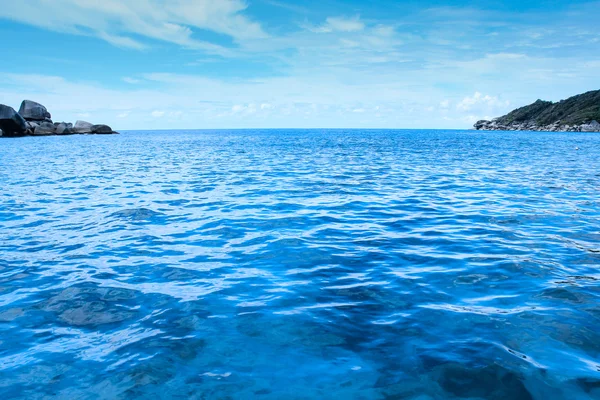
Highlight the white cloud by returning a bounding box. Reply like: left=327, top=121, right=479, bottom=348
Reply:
left=325, top=16, right=365, bottom=32
left=456, top=92, right=510, bottom=112
left=117, top=111, right=130, bottom=118
left=0, top=0, right=266, bottom=51
left=308, top=16, right=365, bottom=33
left=122, top=77, right=141, bottom=84
left=372, top=25, right=396, bottom=37
left=1, top=50, right=598, bottom=131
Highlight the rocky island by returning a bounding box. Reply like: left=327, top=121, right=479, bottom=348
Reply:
left=474, top=89, right=600, bottom=132
left=0, top=100, right=117, bottom=137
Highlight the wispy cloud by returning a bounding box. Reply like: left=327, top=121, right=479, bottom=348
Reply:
left=456, top=92, right=510, bottom=112
left=305, top=16, right=365, bottom=33
left=0, top=0, right=266, bottom=52
left=122, top=77, right=141, bottom=84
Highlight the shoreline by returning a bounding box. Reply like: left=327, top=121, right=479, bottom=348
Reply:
left=474, top=119, right=600, bottom=132
left=0, top=100, right=118, bottom=137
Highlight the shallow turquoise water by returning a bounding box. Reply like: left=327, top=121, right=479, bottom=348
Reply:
left=0, top=129, right=599, bottom=399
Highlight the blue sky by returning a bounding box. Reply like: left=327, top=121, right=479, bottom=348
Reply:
left=0, top=0, right=598, bottom=129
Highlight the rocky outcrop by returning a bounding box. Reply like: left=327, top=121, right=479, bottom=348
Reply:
left=474, top=90, right=600, bottom=132
left=474, top=119, right=600, bottom=132
left=73, top=120, right=94, bottom=133
left=0, top=105, right=28, bottom=137
left=91, top=124, right=113, bottom=134
left=581, top=120, right=600, bottom=132
left=26, top=121, right=39, bottom=130
left=0, top=100, right=118, bottom=138
left=33, top=121, right=56, bottom=136
left=19, top=100, right=51, bottom=121
left=56, top=122, right=73, bottom=135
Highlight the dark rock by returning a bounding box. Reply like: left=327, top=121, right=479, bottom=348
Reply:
left=42, top=286, right=137, bottom=327
left=474, top=120, right=489, bottom=129
left=26, top=121, right=39, bottom=135
left=73, top=120, right=93, bottom=133
left=91, top=124, right=113, bottom=134
left=0, top=128, right=3, bottom=137
left=109, top=208, right=164, bottom=221
left=33, top=121, right=56, bottom=136
left=18, top=100, right=51, bottom=121
left=55, top=122, right=73, bottom=135
left=434, top=363, right=533, bottom=400
left=0, top=104, right=28, bottom=137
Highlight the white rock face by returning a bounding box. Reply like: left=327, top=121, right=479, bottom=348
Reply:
left=73, top=120, right=94, bottom=133
left=581, top=120, right=600, bottom=132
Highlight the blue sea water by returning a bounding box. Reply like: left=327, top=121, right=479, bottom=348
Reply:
left=0, top=129, right=599, bottom=399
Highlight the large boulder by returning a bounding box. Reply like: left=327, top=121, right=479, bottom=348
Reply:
left=474, top=120, right=489, bottom=130
left=91, top=124, right=113, bottom=134
left=56, top=122, right=73, bottom=135
left=26, top=121, right=39, bottom=135
left=33, top=121, right=56, bottom=136
left=26, top=121, right=40, bottom=129
left=581, top=120, right=600, bottom=132
left=73, top=120, right=93, bottom=133
left=0, top=104, right=28, bottom=136
left=19, top=100, right=51, bottom=121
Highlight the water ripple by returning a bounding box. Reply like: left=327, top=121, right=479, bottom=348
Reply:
left=1, top=130, right=600, bottom=399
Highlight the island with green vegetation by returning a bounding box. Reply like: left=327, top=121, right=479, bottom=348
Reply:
left=474, top=90, right=600, bottom=132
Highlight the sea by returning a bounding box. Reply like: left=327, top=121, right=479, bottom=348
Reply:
left=0, top=129, right=599, bottom=399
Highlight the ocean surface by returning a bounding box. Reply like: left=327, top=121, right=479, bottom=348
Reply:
left=0, top=129, right=599, bottom=399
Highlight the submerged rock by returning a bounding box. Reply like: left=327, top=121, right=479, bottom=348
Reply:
left=19, top=100, right=51, bottom=121
left=433, top=362, right=533, bottom=400
left=109, top=208, right=164, bottom=221
left=43, top=286, right=138, bottom=327
left=73, top=120, right=93, bottom=133
left=0, top=104, right=27, bottom=137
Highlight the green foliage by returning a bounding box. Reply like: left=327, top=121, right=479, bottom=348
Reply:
left=496, top=90, right=600, bottom=126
